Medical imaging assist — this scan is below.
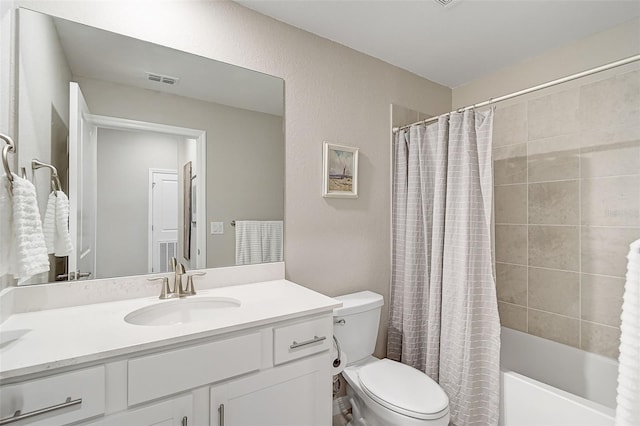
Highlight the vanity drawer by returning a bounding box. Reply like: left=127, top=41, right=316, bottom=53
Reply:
left=128, top=332, right=262, bottom=406
left=0, top=366, right=105, bottom=425
left=273, top=316, right=332, bottom=365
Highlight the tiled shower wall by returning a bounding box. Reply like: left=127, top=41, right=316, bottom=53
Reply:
left=494, top=69, right=640, bottom=359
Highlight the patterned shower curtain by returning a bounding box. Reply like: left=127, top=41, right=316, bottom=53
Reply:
left=387, top=109, right=500, bottom=425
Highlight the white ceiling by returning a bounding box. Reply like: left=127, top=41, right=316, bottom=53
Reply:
left=52, top=15, right=284, bottom=116
left=235, top=0, right=640, bottom=88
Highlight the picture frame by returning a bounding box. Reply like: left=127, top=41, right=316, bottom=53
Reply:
left=322, top=142, right=358, bottom=198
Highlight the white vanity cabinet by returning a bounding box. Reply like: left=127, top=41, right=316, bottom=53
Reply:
left=210, top=316, right=333, bottom=426
left=209, top=353, right=330, bottom=426
left=0, top=312, right=333, bottom=426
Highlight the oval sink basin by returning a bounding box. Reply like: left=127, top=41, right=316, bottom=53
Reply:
left=125, top=297, right=241, bottom=326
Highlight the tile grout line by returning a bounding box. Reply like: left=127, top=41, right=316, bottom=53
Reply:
left=495, top=261, right=626, bottom=280
left=578, top=138, right=583, bottom=350
left=525, top=104, right=529, bottom=334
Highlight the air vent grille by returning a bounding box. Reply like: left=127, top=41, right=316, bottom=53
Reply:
left=146, top=72, right=180, bottom=85
left=434, top=0, right=456, bottom=6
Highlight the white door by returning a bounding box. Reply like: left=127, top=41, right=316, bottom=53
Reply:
left=150, top=170, right=178, bottom=273
left=68, top=82, right=97, bottom=280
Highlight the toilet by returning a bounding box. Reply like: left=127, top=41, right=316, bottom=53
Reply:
left=333, top=291, right=450, bottom=426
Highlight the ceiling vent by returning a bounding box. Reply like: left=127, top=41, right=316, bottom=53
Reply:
left=434, top=0, right=457, bottom=7
left=146, top=72, right=179, bottom=85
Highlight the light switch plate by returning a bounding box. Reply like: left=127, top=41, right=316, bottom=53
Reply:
left=210, top=222, right=224, bottom=234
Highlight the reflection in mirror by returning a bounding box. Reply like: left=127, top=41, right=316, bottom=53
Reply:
left=17, top=8, right=284, bottom=285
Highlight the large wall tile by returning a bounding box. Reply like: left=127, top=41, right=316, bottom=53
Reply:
left=581, top=321, right=621, bottom=359
left=581, top=226, right=640, bottom=277
left=528, top=134, right=580, bottom=182
left=528, top=309, right=580, bottom=348
left=494, top=143, right=527, bottom=185
left=579, top=70, right=640, bottom=132
left=580, top=140, right=640, bottom=178
left=529, top=181, right=579, bottom=225
left=581, top=274, right=625, bottom=327
left=579, top=124, right=640, bottom=150
left=528, top=267, right=579, bottom=317
left=498, top=302, right=527, bottom=332
left=528, top=88, right=579, bottom=141
left=496, top=262, right=527, bottom=305
left=495, top=184, right=527, bottom=224
left=494, top=103, right=527, bottom=147
left=581, top=176, right=640, bottom=227
left=528, top=225, right=579, bottom=271
left=496, top=225, right=527, bottom=265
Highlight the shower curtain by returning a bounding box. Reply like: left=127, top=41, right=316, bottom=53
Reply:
left=387, top=109, right=500, bottom=425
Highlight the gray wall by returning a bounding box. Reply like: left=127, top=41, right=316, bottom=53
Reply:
left=96, top=127, right=181, bottom=278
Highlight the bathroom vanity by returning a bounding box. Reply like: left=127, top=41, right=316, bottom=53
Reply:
left=0, top=264, right=340, bottom=425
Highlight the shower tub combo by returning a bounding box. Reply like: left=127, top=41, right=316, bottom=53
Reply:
left=499, top=327, right=617, bottom=426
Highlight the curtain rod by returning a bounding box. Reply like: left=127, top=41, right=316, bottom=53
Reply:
left=392, top=54, right=640, bottom=133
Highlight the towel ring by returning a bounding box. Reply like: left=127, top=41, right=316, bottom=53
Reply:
left=32, top=159, right=63, bottom=194
left=1, top=133, right=16, bottom=194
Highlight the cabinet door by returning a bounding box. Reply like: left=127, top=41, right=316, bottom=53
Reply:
left=87, top=394, right=192, bottom=426
left=210, top=353, right=331, bottom=426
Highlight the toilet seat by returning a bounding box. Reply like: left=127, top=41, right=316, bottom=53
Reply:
left=357, top=359, right=449, bottom=420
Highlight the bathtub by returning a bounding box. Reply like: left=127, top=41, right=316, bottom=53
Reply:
left=499, top=327, right=617, bottom=426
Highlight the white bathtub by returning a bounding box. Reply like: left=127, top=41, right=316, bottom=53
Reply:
left=499, top=327, right=617, bottom=426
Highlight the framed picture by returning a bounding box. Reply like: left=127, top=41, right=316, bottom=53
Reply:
left=322, top=142, right=358, bottom=198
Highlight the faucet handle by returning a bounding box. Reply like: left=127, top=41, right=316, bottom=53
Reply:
left=148, top=276, right=172, bottom=299
left=184, top=272, right=206, bottom=296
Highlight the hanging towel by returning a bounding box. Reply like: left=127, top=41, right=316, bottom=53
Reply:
left=235, top=221, right=263, bottom=265
left=0, top=173, right=49, bottom=284
left=615, top=238, right=640, bottom=426
left=260, top=220, right=283, bottom=263
left=42, top=190, right=73, bottom=256
left=235, top=220, right=284, bottom=265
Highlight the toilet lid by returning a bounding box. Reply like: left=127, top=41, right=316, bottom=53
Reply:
left=358, top=359, right=449, bottom=420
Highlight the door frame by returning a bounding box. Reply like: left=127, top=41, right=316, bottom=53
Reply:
left=148, top=168, right=178, bottom=273
left=89, top=114, right=207, bottom=270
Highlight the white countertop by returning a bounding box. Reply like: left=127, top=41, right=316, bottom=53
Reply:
left=0, top=280, right=341, bottom=383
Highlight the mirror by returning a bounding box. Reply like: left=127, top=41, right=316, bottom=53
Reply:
left=17, top=8, right=284, bottom=284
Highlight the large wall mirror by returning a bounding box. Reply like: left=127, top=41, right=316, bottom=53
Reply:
left=17, top=8, right=285, bottom=285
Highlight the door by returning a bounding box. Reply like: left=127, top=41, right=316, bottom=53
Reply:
left=150, top=170, right=178, bottom=273
left=68, top=82, right=97, bottom=280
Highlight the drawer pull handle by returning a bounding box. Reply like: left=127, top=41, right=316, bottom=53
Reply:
left=219, top=403, right=225, bottom=426
left=290, top=335, right=327, bottom=349
left=0, top=397, right=82, bottom=425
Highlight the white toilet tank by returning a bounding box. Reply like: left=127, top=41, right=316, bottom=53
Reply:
left=333, top=291, right=384, bottom=365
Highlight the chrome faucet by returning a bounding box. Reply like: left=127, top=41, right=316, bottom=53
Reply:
left=171, top=257, right=187, bottom=298
left=148, top=258, right=206, bottom=299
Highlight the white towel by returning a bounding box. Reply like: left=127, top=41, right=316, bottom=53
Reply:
left=42, top=190, right=73, bottom=256
left=615, top=238, right=640, bottom=426
left=235, top=221, right=263, bottom=265
left=260, top=221, right=283, bottom=263
left=235, top=220, right=283, bottom=265
left=0, top=173, right=49, bottom=284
